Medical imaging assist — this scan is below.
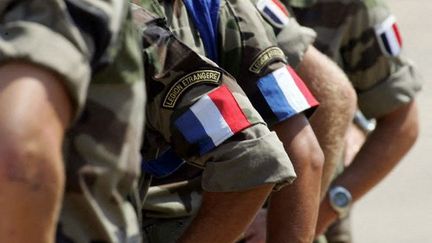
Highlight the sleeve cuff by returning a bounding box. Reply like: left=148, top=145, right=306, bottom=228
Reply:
left=358, top=63, right=422, bottom=119
left=0, top=22, right=91, bottom=118
left=201, top=129, right=296, bottom=192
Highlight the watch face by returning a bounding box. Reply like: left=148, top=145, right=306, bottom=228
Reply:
left=333, top=191, right=350, bottom=207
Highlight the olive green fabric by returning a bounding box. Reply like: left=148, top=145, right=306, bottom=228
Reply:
left=291, top=0, right=422, bottom=118
left=251, top=0, right=317, bottom=67
left=133, top=3, right=295, bottom=193
left=290, top=1, right=421, bottom=242
left=132, top=2, right=296, bottom=227
left=0, top=1, right=146, bottom=242
left=286, top=0, right=317, bottom=8
left=131, top=1, right=314, bottom=241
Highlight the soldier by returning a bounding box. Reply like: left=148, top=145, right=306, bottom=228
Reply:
left=244, top=0, right=422, bottom=242
left=238, top=0, right=359, bottom=241
left=253, top=0, right=358, bottom=200
left=132, top=0, right=326, bottom=242
left=248, top=0, right=358, bottom=242
left=0, top=1, right=145, bottom=242
left=276, top=0, right=421, bottom=242
left=132, top=3, right=300, bottom=242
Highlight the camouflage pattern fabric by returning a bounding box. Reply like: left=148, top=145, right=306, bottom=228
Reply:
left=288, top=0, right=421, bottom=242
left=289, top=0, right=422, bottom=119
left=131, top=1, right=315, bottom=241
left=140, top=179, right=200, bottom=243
left=132, top=0, right=295, bottom=212
left=287, top=0, right=317, bottom=8
left=143, top=0, right=318, bottom=125
left=0, top=1, right=146, bottom=242
left=250, top=0, right=317, bottom=67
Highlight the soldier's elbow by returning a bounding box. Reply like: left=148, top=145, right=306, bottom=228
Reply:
left=0, top=130, right=65, bottom=193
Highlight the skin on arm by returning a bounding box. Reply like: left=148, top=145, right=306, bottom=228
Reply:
left=315, top=101, right=419, bottom=235
left=0, top=63, right=72, bottom=243
left=343, top=122, right=368, bottom=167
left=241, top=47, right=356, bottom=243
left=296, top=46, right=357, bottom=199
left=267, top=114, right=324, bottom=243
left=178, top=184, right=274, bottom=243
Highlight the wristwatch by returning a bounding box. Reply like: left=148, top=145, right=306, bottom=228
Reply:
left=328, top=186, right=352, bottom=219
left=353, top=110, right=376, bottom=134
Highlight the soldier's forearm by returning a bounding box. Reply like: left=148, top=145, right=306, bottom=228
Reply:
left=316, top=101, right=419, bottom=235
left=267, top=114, right=324, bottom=243
left=177, top=184, right=273, bottom=243
left=296, top=46, right=357, bottom=200
left=333, top=101, right=418, bottom=202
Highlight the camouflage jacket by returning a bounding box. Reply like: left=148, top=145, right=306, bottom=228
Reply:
left=285, top=0, right=316, bottom=8
left=0, top=1, right=146, bottom=242
left=133, top=0, right=312, bottom=219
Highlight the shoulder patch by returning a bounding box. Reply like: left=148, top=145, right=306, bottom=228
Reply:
left=249, top=47, right=286, bottom=74
left=375, top=15, right=403, bottom=57
left=163, top=70, right=222, bottom=109
left=256, top=0, right=290, bottom=29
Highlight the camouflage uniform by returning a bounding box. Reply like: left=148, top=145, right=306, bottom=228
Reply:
left=244, top=1, right=422, bottom=242
left=251, top=0, right=317, bottom=67
left=132, top=0, right=319, bottom=242
left=285, top=0, right=422, bottom=242
left=286, top=0, right=422, bottom=119
left=0, top=1, right=145, bottom=242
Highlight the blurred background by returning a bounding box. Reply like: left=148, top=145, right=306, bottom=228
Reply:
left=352, top=0, right=432, bottom=242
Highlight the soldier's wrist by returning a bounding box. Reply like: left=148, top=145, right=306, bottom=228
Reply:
left=353, top=110, right=376, bottom=135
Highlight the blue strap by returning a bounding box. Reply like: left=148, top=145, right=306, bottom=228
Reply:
left=142, top=148, right=185, bottom=178
left=183, top=0, right=221, bottom=62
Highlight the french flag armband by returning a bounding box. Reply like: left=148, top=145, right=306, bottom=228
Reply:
left=174, top=85, right=253, bottom=155
left=255, top=65, right=319, bottom=124
left=375, top=15, right=403, bottom=57
left=256, top=0, right=290, bottom=29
